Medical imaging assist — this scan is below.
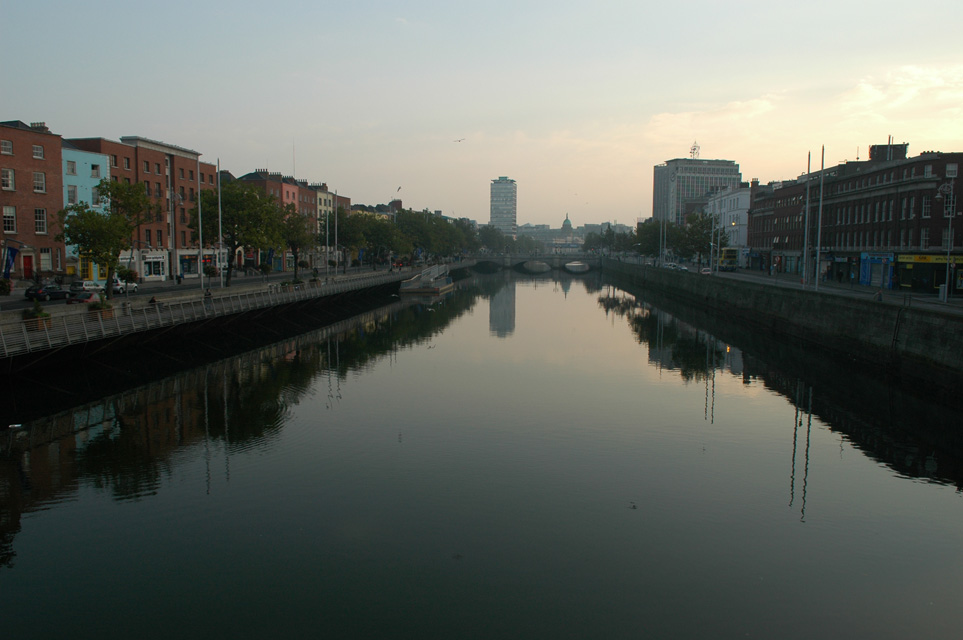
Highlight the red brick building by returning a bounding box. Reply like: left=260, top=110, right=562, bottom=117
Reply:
left=0, top=121, right=65, bottom=281
left=69, top=136, right=217, bottom=282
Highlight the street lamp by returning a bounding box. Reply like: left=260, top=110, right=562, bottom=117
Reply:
left=935, top=180, right=956, bottom=302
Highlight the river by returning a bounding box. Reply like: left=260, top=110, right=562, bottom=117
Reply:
left=2, top=271, right=961, bottom=639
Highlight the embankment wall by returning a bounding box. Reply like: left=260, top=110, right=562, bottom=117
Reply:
left=604, top=260, right=963, bottom=395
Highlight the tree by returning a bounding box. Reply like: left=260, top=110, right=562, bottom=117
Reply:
left=636, top=219, right=661, bottom=257
left=190, top=181, right=283, bottom=286
left=57, top=178, right=153, bottom=299
left=281, top=204, right=315, bottom=282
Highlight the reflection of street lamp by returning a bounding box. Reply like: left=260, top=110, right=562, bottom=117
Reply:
left=935, top=179, right=956, bottom=302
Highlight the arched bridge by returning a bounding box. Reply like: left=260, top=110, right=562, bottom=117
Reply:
left=470, top=253, right=601, bottom=273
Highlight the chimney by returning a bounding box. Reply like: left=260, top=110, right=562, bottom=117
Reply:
left=30, top=122, right=49, bottom=133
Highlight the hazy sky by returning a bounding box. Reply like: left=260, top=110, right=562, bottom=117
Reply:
left=5, top=0, right=963, bottom=227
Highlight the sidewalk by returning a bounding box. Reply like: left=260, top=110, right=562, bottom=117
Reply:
left=720, top=268, right=963, bottom=315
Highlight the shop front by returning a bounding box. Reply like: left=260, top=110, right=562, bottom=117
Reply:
left=859, top=252, right=895, bottom=288
left=897, top=253, right=960, bottom=294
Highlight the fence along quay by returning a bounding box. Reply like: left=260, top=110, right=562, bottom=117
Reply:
left=0, top=269, right=438, bottom=367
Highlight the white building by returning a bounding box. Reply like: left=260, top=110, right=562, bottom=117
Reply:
left=705, top=185, right=751, bottom=265
left=653, top=157, right=741, bottom=225
left=490, top=176, right=517, bottom=236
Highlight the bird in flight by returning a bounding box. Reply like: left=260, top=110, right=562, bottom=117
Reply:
left=454, top=138, right=465, bottom=142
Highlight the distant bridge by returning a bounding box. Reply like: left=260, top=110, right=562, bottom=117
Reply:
left=471, top=253, right=601, bottom=272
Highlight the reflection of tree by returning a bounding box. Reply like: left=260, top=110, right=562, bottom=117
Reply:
left=603, top=272, right=963, bottom=490
left=600, top=292, right=723, bottom=382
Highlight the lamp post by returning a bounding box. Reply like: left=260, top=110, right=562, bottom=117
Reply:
left=935, top=179, right=956, bottom=302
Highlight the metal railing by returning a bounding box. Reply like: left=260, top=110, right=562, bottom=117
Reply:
left=0, top=271, right=402, bottom=360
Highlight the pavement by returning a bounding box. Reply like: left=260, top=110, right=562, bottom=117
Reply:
left=714, top=268, right=963, bottom=316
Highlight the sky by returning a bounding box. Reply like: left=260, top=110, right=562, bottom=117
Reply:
left=5, top=0, right=963, bottom=228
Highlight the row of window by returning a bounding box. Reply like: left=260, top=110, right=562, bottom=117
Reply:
left=65, top=160, right=101, bottom=177
left=767, top=228, right=953, bottom=251
left=1, top=168, right=46, bottom=192
left=2, top=205, right=48, bottom=234
left=0, top=140, right=46, bottom=159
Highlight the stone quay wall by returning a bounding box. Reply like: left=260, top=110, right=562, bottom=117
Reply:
left=603, top=260, right=963, bottom=394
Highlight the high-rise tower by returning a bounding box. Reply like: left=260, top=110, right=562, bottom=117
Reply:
left=490, top=176, right=517, bottom=236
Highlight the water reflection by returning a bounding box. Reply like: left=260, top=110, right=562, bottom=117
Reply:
left=3, top=270, right=962, bottom=585
left=597, top=276, right=963, bottom=492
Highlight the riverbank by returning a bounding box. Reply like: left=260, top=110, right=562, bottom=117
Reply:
left=603, top=259, right=963, bottom=402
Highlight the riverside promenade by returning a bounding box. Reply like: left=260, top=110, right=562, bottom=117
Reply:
left=0, top=268, right=419, bottom=366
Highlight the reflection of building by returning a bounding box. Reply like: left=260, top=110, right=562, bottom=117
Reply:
left=489, top=275, right=516, bottom=337
left=653, top=156, right=742, bottom=225
left=490, top=176, right=517, bottom=236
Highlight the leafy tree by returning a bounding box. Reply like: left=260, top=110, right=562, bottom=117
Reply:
left=190, top=181, right=284, bottom=286
left=280, top=204, right=315, bottom=282
left=478, top=225, right=509, bottom=252
left=636, top=219, right=661, bottom=257
left=57, top=178, right=153, bottom=299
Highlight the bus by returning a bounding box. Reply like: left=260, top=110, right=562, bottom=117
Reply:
left=718, top=247, right=739, bottom=272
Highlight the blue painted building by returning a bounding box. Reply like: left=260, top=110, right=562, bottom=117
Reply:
left=62, top=142, right=110, bottom=281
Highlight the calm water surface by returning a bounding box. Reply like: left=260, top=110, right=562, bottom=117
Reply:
left=2, top=272, right=962, bottom=639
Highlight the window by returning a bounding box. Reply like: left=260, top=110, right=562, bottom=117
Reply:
left=1, top=168, right=13, bottom=190
left=180, top=208, right=186, bottom=223
left=66, top=160, right=77, bottom=175
left=145, top=181, right=152, bottom=197
left=200, top=172, right=204, bottom=182
left=2, top=206, right=15, bottom=232
left=157, top=230, right=163, bottom=246
left=910, top=197, right=916, bottom=219
left=189, top=187, right=195, bottom=202
left=155, top=182, right=161, bottom=199
left=209, top=175, right=214, bottom=185
left=111, top=154, right=118, bottom=167
left=40, top=247, right=51, bottom=271
left=124, top=157, right=131, bottom=170
left=67, top=184, right=78, bottom=204
left=189, top=170, right=194, bottom=180
left=144, top=160, right=150, bottom=173
left=91, top=186, right=99, bottom=205
left=33, top=172, right=45, bottom=193
left=143, top=259, right=165, bottom=276
left=0, top=140, right=11, bottom=155
left=181, top=230, right=186, bottom=246
left=179, top=168, right=184, bottom=179
left=32, top=145, right=44, bottom=159
left=921, top=228, right=929, bottom=248
left=34, top=208, right=47, bottom=234
left=145, top=229, right=152, bottom=247
left=945, top=228, right=955, bottom=249
left=922, top=196, right=931, bottom=219
left=91, top=164, right=100, bottom=178
left=155, top=163, right=161, bottom=174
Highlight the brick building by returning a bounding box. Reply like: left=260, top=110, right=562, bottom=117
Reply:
left=69, top=136, right=217, bottom=282
left=0, top=121, right=65, bottom=281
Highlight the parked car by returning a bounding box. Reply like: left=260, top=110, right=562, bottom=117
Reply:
left=112, top=278, right=138, bottom=294
left=700, top=267, right=712, bottom=275
left=24, top=283, right=71, bottom=301
left=66, top=291, right=97, bottom=305
left=69, top=280, right=104, bottom=294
